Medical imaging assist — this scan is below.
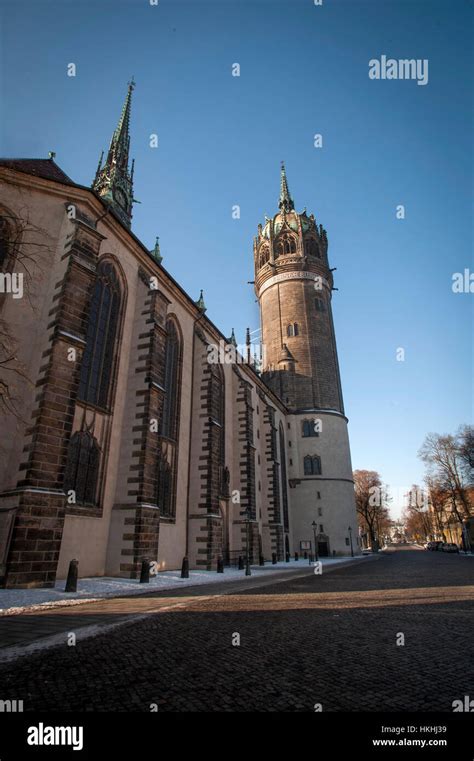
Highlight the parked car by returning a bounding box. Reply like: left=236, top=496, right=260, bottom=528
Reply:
left=441, top=543, right=459, bottom=553
left=361, top=547, right=372, bottom=555
left=427, top=541, right=444, bottom=551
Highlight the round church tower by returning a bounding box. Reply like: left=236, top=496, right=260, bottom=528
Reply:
left=255, top=164, right=358, bottom=557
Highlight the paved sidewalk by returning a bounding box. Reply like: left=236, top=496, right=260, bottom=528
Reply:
left=0, top=556, right=375, bottom=658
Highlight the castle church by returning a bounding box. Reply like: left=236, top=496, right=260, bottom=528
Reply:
left=0, top=82, right=358, bottom=588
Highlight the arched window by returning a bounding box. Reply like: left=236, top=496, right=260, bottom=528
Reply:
left=64, top=431, right=100, bottom=505
left=160, top=320, right=181, bottom=440
left=259, top=245, right=270, bottom=268
left=78, top=260, right=122, bottom=410
left=304, top=454, right=322, bottom=476
left=305, top=238, right=319, bottom=258
left=287, top=323, right=299, bottom=337
left=157, top=318, right=182, bottom=519
left=275, top=233, right=297, bottom=257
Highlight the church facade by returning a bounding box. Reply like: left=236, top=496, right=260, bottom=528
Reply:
left=0, top=83, right=358, bottom=588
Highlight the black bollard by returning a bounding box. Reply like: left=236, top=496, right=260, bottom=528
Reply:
left=139, top=558, right=150, bottom=584
left=238, top=555, right=244, bottom=570
left=259, top=554, right=265, bottom=566
left=271, top=552, right=277, bottom=565
left=309, top=553, right=313, bottom=565
left=181, top=555, right=189, bottom=579
left=217, top=555, right=224, bottom=573
left=295, top=552, right=299, bottom=562
left=285, top=552, right=290, bottom=563
left=65, top=559, right=78, bottom=593
left=304, top=551, right=308, bottom=559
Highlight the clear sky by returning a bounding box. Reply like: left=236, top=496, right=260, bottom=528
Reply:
left=1, top=0, right=472, bottom=517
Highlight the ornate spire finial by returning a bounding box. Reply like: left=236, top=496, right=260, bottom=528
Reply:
left=150, top=236, right=162, bottom=264
left=92, top=81, right=136, bottom=228
left=195, top=289, right=206, bottom=312
left=278, top=161, right=294, bottom=213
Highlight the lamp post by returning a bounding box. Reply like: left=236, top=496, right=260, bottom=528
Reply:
left=311, top=521, right=319, bottom=562
left=348, top=525, right=354, bottom=557
left=245, top=506, right=251, bottom=576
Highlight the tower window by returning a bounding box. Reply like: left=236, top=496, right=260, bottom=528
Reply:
left=315, top=297, right=326, bottom=312
left=318, top=507, right=323, bottom=516
left=275, top=233, right=297, bottom=257
left=302, top=419, right=319, bottom=437
left=259, top=244, right=270, bottom=268
left=287, top=323, right=299, bottom=337
left=304, top=455, right=322, bottom=476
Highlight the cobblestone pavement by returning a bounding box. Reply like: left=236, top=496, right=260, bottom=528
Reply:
left=0, top=547, right=472, bottom=712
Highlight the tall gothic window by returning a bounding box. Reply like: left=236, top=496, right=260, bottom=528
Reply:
left=208, top=363, right=226, bottom=498
left=157, top=319, right=182, bottom=519
left=304, top=455, right=322, bottom=476
left=64, top=431, right=100, bottom=506
left=160, top=320, right=181, bottom=440
left=78, top=260, right=122, bottom=410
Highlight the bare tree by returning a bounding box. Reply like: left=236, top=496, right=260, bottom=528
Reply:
left=353, top=470, right=390, bottom=550
left=0, top=200, right=53, bottom=422
left=419, top=432, right=472, bottom=521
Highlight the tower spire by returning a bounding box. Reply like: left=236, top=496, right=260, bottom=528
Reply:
left=92, top=80, right=136, bottom=228
left=278, top=161, right=294, bottom=213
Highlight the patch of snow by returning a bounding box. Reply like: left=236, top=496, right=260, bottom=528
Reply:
left=0, top=556, right=363, bottom=615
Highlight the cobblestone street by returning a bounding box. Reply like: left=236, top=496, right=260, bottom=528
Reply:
left=0, top=547, right=472, bottom=712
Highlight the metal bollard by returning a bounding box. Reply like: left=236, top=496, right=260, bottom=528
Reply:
left=139, top=558, right=150, bottom=584
left=271, top=552, right=277, bottom=565
left=285, top=552, right=290, bottom=563
left=304, top=551, right=308, bottom=559
left=309, top=553, right=314, bottom=564
left=181, top=555, right=189, bottom=579
left=295, top=552, right=299, bottom=562
left=217, top=555, right=224, bottom=573
left=238, top=555, right=244, bottom=570
left=65, top=559, right=78, bottom=593
left=259, top=554, right=265, bottom=566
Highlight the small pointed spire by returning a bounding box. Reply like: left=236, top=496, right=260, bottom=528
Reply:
left=278, top=161, right=294, bottom=213
left=94, top=150, right=104, bottom=183
left=150, top=236, right=162, bottom=264
left=195, top=289, right=206, bottom=312
left=228, top=328, right=237, bottom=348
left=246, top=327, right=251, bottom=364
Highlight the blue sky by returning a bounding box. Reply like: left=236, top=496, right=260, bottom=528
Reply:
left=1, top=0, right=472, bottom=517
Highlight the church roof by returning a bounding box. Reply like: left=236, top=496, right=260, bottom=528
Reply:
left=0, top=158, right=74, bottom=184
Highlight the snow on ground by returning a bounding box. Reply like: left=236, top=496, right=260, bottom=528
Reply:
left=0, top=556, right=364, bottom=615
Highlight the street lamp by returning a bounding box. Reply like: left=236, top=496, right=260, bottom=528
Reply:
left=245, top=506, right=252, bottom=576
left=348, top=526, right=354, bottom=557
left=312, top=521, right=319, bottom=562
